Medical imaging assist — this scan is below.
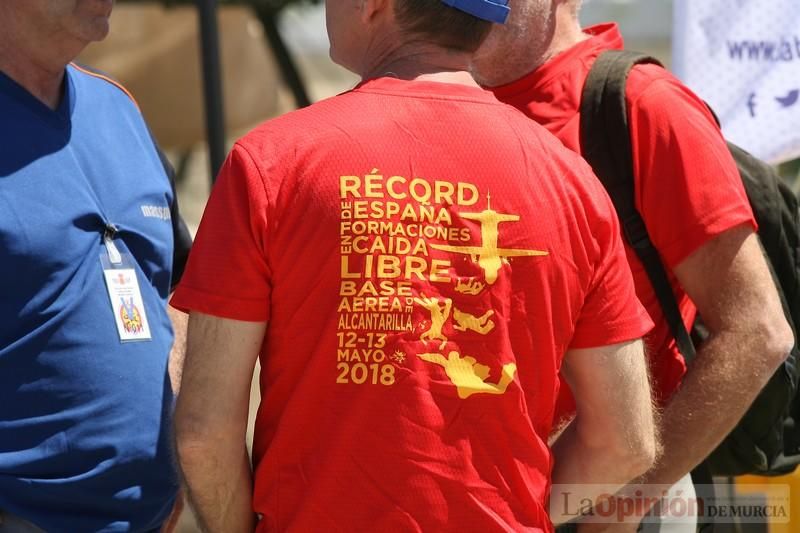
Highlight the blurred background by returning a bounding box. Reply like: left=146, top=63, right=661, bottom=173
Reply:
left=78, top=0, right=797, bottom=234
left=78, top=0, right=799, bottom=530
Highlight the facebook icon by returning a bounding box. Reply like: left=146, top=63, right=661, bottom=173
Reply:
left=747, top=92, right=757, bottom=118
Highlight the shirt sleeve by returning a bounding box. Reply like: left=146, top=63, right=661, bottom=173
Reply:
left=143, top=126, right=193, bottom=289
left=569, top=174, right=654, bottom=349
left=629, top=72, right=757, bottom=268
left=170, top=144, right=272, bottom=322
left=152, top=145, right=193, bottom=289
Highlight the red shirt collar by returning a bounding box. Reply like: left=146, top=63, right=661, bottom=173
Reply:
left=355, top=76, right=502, bottom=104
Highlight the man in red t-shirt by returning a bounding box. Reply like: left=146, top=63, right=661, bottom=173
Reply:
left=171, top=1, right=658, bottom=531
left=473, top=1, right=794, bottom=531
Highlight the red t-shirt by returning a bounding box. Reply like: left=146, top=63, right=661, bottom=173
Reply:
left=490, top=23, right=757, bottom=410
left=171, top=77, right=652, bottom=532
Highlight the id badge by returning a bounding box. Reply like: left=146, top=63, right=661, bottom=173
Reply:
left=100, top=234, right=152, bottom=342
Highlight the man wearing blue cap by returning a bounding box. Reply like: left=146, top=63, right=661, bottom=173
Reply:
left=173, top=0, right=658, bottom=531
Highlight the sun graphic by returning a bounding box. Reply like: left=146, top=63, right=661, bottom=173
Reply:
left=391, top=351, right=406, bottom=364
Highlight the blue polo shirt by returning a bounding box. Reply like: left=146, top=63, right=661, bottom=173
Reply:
left=0, top=65, right=188, bottom=532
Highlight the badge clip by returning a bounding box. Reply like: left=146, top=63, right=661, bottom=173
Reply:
left=103, top=225, right=123, bottom=265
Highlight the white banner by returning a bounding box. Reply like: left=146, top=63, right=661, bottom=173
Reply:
left=673, top=0, right=800, bottom=164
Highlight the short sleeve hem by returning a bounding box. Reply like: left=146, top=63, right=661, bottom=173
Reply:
left=569, top=312, right=654, bottom=350
left=170, top=284, right=270, bottom=322
left=658, top=210, right=757, bottom=268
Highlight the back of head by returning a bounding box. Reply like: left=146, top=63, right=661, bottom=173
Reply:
left=395, top=0, right=509, bottom=53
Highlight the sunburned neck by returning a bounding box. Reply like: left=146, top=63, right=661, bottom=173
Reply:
left=473, top=6, right=591, bottom=88
left=362, top=43, right=480, bottom=88
left=539, top=27, right=591, bottom=71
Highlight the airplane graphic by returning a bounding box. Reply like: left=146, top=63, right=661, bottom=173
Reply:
left=430, top=194, right=548, bottom=284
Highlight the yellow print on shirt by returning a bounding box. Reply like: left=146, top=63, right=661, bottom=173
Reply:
left=454, top=278, right=485, bottom=295
left=430, top=194, right=548, bottom=285
left=415, top=294, right=452, bottom=349
left=453, top=308, right=495, bottom=335
left=418, top=351, right=517, bottom=399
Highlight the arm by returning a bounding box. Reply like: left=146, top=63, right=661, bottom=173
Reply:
left=578, top=70, right=795, bottom=533
left=550, top=339, right=657, bottom=525
left=578, top=228, right=795, bottom=533
left=167, top=300, right=188, bottom=394
left=162, top=300, right=188, bottom=531
left=636, top=226, right=793, bottom=488
left=173, top=312, right=266, bottom=533
left=151, top=139, right=193, bottom=288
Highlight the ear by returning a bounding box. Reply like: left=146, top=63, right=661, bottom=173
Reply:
left=360, top=0, right=391, bottom=25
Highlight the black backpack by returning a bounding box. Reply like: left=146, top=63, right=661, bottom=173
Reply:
left=580, top=50, right=800, bottom=477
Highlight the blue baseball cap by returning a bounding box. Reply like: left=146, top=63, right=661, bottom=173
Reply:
left=440, top=0, right=510, bottom=24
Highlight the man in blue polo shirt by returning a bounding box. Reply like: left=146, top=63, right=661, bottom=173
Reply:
left=0, top=1, right=192, bottom=531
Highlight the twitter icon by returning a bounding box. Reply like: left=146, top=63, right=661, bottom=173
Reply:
left=775, top=89, right=799, bottom=108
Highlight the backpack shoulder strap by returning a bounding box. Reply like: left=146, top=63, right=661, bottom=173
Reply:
left=579, top=50, right=698, bottom=363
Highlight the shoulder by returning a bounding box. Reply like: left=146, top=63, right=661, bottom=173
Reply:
left=625, top=63, right=714, bottom=121
left=68, top=63, right=173, bottom=183
left=623, top=61, right=728, bottom=157
left=501, top=99, right=600, bottom=180
left=234, top=90, right=375, bottom=163
left=492, top=100, right=618, bottom=228
left=68, top=63, right=141, bottom=113
left=626, top=62, right=675, bottom=89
